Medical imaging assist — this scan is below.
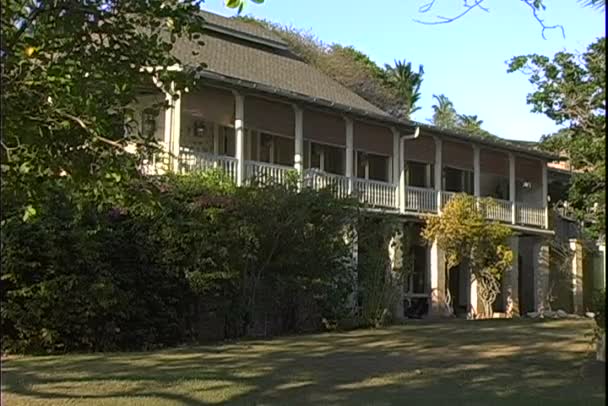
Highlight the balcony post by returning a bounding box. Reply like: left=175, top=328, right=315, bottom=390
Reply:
left=542, top=161, right=548, bottom=229
left=293, top=105, right=304, bottom=189
left=399, top=136, right=406, bottom=214
left=233, top=91, right=245, bottom=186
left=509, top=153, right=516, bottom=224
left=473, top=145, right=481, bottom=196
left=345, top=117, right=354, bottom=195
left=391, top=128, right=401, bottom=211
left=473, top=145, right=481, bottom=210
left=433, top=137, right=442, bottom=213
left=170, top=84, right=182, bottom=173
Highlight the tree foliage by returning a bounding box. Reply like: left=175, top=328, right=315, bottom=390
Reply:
left=1, top=0, right=215, bottom=220
left=430, top=94, right=495, bottom=137
left=1, top=172, right=358, bottom=353
left=422, top=194, right=513, bottom=318
left=384, top=60, right=425, bottom=117
left=508, top=37, right=606, bottom=240
left=234, top=16, right=423, bottom=120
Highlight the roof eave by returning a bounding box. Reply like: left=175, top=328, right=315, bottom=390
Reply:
left=193, top=69, right=560, bottom=161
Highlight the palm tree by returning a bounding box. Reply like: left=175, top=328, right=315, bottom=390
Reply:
left=457, top=114, right=484, bottom=131
left=431, top=94, right=458, bottom=128
left=384, top=60, right=424, bottom=118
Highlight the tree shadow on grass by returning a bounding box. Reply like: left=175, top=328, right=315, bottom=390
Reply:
left=1, top=319, right=604, bottom=405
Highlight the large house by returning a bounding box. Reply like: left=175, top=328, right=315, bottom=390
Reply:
left=133, top=11, right=563, bottom=319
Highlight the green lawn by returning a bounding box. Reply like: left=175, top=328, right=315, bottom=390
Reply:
left=1, top=319, right=605, bottom=405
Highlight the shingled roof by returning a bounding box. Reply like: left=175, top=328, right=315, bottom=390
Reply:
left=172, top=12, right=390, bottom=117
left=167, top=11, right=560, bottom=161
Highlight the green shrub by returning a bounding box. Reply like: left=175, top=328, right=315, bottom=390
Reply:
left=1, top=172, right=359, bottom=353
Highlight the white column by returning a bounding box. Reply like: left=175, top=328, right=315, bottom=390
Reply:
left=468, top=265, right=478, bottom=319
left=391, top=129, right=400, bottom=185
left=509, top=153, right=516, bottom=224
left=170, top=86, right=182, bottom=173
left=433, top=137, right=442, bottom=213
left=533, top=241, right=550, bottom=314
left=162, top=87, right=173, bottom=174
left=504, top=236, right=520, bottom=317
left=399, top=136, right=406, bottom=213
left=429, top=241, right=448, bottom=317
left=473, top=145, right=480, bottom=197
left=345, top=118, right=354, bottom=195
left=234, top=92, right=245, bottom=186
left=569, top=239, right=584, bottom=314
left=293, top=105, right=304, bottom=174
left=542, top=161, right=549, bottom=229
left=599, top=243, right=606, bottom=289
left=389, top=226, right=405, bottom=321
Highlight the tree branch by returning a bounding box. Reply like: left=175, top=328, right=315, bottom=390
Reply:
left=520, top=0, right=565, bottom=39
left=413, top=0, right=488, bottom=25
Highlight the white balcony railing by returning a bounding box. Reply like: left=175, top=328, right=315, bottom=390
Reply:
left=516, top=202, right=546, bottom=228
left=404, top=186, right=437, bottom=213
left=178, top=147, right=238, bottom=182
left=245, top=161, right=293, bottom=185
left=304, top=170, right=350, bottom=199
left=355, top=178, right=397, bottom=209
left=174, top=150, right=548, bottom=229
left=484, top=198, right=513, bottom=224
left=439, top=191, right=456, bottom=209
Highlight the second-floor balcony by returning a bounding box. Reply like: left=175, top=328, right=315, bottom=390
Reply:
left=145, top=145, right=548, bottom=229
left=135, top=85, right=552, bottom=230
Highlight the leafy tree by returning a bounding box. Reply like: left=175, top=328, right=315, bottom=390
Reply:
left=1, top=0, right=264, bottom=222
left=384, top=60, right=425, bottom=117
left=508, top=37, right=605, bottom=240
left=431, top=94, right=458, bottom=128
left=457, top=114, right=484, bottom=132
left=422, top=194, right=513, bottom=319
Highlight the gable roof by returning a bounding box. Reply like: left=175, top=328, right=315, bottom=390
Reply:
left=168, top=11, right=559, bottom=161
left=172, top=12, right=390, bottom=117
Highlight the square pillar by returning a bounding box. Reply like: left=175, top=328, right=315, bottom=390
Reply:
left=293, top=105, right=304, bottom=190
left=468, top=267, right=479, bottom=319
left=293, top=105, right=304, bottom=173
left=533, top=241, right=551, bottom=313
left=503, top=236, right=520, bottom=317
left=542, top=162, right=549, bottom=229
left=569, top=239, right=584, bottom=314
left=170, top=88, right=182, bottom=173
left=473, top=145, right=480, bottom=197
left=433, top=137, right=442, bottom=213
left=345, top=118, right=354, bottom=195
left=399, top=137, right=406, bottom=213
left=234, top=92, right=245, bottom=186
left=509, top=153, right=516, bottom=224
left=343, top=225, right=359, bottom=314
left=429, top=240, right=449, bottom=317
left=391, top=128, right=400, bottom=209
left=389, top=225, right=405, bottom=322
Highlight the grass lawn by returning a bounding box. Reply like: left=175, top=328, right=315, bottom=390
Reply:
left=1, top=319, right=605, bottom=405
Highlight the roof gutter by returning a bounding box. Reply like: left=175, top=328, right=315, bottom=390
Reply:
left=193, top=70, right=559, bottom=161
left=401, top=126, right=420, bottom=140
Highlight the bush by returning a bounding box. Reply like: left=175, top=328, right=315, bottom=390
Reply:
left=1, top=172, right=360, bottom=353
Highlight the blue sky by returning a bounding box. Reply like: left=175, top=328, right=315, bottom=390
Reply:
left=203, top=1, right=605, bottom=142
